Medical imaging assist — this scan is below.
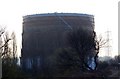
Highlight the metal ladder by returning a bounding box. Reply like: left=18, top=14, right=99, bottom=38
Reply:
left=54, top=13, right=73, bottom=30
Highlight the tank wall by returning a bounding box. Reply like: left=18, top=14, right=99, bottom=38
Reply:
left=21, top=13, right=94, bottom=71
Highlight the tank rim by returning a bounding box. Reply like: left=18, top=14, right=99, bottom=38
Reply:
left=23, top=13, right=94, bottom=20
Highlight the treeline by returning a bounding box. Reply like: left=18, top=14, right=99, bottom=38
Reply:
left=0, top=27, right=119, bottom=79
left=0, top=27, right=24, bottom=78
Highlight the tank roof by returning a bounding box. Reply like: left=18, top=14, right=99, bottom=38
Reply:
left=23, top=13, right=93, bottom=20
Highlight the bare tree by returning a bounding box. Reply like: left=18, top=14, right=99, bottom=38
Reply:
left=94, top=34, right=108, bottom=70
left=58, top=28, right=107, bottom=71
left=11, top=32, right=17, bottom=59
left=0, top=28, right=20, bottom=77
left=0, top=28, right=11, bottom=58
left=0, top=28, right=17, bottom=59
left=49, top=28, right=97, bottom=76
left=66, top=28, right=96, bottom=71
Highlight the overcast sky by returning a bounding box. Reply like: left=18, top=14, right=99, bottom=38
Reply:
left=0, top=0, right=119, bottom=57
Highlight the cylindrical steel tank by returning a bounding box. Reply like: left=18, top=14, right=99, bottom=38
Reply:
left=21, top=13, right=94, bottom=71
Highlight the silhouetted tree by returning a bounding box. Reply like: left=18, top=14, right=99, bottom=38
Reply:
left=51, top=28, right=95, bottom=75
left=94, top=34, right=108, bottom=70
left=66, top=28, right=96, bottom=71
left=0, top=28, right=22, bottom=78
left=55, top=28, right=108, bottom=75
left=0, top=30, right=17, bottom=61
left=0, top=28, right=11, bottom=58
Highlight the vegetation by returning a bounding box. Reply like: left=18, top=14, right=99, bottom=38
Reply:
left=0, top=27, right=119, bottom=79
left=0, top=28, right=24, bottom=78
